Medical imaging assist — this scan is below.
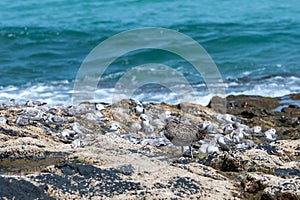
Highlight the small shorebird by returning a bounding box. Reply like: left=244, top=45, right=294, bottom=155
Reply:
left=263, top=128, right=277, bottom=141
left=164, top=118, right=206, bottom=158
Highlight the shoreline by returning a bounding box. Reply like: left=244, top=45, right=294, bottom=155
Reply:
left=0, top=94, right=299, bottom=199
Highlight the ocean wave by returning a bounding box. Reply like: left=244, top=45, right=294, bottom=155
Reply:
left=1, top=1, right=300, bottom=106
left=0, top=75, right=299, bottom=106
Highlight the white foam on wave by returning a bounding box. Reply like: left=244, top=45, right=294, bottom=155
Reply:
left=227, top=75, right=300, bottom=98
left=0, top=81, right=73, bottom=105
left=0, top=75, right=299, bottom=106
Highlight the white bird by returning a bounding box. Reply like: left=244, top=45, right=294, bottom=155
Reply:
left=216, top=113, right=237, bottom=124
left=221, top=123, right=234, bottom=134
left=140, top=114, right=154, bottom=134
left=198, top=121, right=212, bottom=130
left=207, top=142, right=220, bottom=154
left=0, top=116, right=7, bottom=124
left=198, top=142, right=219, bottom=154
left=23, top=109, right=42, bottom=121
left=141, top=119, right=154, bottom=134
left=235, top=139, right=255, bottom=150
left=199, top=121, right=219, bottom=135
left=263, top=128, right=277, bottom=141
left=251, top=126, right=262, bottom=134
left=234, top=122, right=251, bottom=133
left=106, top=122, right=120, bottom=131
left=72, top=122, right=84, bottom=135
left=140, top=113, right=151, bottom=121
left=61, top=129, right=77, bottom=141
left=217, top=134, right=233, bottom=151
left=130, top=122, right=142, bottom=133
left=231, top=129, right=244, bottom=143
left=164, top=111, right=172, bottom=119
left=95, top=103, right=106, bottom=111
left=85, top=110, right=104, bottom=121
left=25, top=100, right=45, bottom=107
left=134, top=101, right=144, bottom=115
left=48, top=114, right=65, bottom=125
left=198, top=143, right=209, bottom=154
left=72, top=139, right=84, bottom=148
left=85, top=113, right=99, bottom=121
left=94, top=110, right=104, bottom=118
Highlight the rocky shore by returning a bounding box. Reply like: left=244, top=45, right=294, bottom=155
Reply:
left=0, top=94, right=299, bottom=199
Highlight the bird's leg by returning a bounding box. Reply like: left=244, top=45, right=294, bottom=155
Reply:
left=189, top=145, right=194, bottom=159
left=181, top=146, right=184, bottom=154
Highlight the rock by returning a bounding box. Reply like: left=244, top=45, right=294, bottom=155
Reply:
left=207, top=96, right=227, bottom=114
left=0, top=95, right=300, bottom=198
left=241, top=172, right=300, bottom=200
left=0, top=176, right=54, bottom=200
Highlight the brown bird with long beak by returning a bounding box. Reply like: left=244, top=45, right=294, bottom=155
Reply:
left=164, top=118, right=206, bottom=158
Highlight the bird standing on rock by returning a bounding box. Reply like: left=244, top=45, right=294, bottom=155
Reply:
left=263, top=128, right=277, bottom=141
left=164, top=118, right=206, bottom=158
left=140, top=114, right=154, bottom=134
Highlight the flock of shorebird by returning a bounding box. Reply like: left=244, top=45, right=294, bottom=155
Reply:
left=0, top=99, right=278, bottom=158
left=163, top=111, right=278, bottom=158
left=124, top=100, right=278, bottom=158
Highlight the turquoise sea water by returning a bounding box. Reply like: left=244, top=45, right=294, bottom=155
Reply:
left=0, top=0, right=300, bottom=105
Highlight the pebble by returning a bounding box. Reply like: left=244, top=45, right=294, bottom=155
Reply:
left=129, top=136, right=142, bottom=145
left=57, top=104, right=75, bottom=116
left=140, top=136, right=167, bottom=147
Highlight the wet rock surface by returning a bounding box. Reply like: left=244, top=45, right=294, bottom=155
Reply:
left=0, top=95, right=299, bottom=199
